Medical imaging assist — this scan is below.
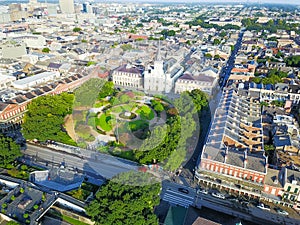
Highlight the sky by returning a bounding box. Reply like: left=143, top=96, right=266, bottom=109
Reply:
left=95, top=0, right=300, bottom=5
left=0, top=0, right=299, bottom=5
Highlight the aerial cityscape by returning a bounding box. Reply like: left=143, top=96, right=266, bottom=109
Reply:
left=0, top=0, right=299, bottom=225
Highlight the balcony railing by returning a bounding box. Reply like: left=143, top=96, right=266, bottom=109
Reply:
left=197, top=168, right=264, bottom=189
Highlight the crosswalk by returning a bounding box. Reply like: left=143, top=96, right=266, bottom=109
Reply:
left=162, top=189, right=195, bottom=208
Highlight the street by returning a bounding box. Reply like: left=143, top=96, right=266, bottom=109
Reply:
left=23, top=144, right=138, bottom=179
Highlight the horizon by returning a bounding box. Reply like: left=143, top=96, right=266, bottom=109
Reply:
left=0, top=0, right=299, bottom=4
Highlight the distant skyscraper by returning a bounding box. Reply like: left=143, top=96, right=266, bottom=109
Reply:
left=29, top=0, right=37, bottom=5
left=59, top=0, right=74, bottom=14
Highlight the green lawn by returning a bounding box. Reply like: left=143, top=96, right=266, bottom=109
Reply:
left=129, top=120, right=149, bottom=131
left=67, top=188, right=90, bottom=201
left=110, top=104, right=135, bottom=113
left=97, top=113, right=112, bottom=131
left=93, top=100, right=108, bottom=108
left=62, top=215, right=89, bottom=225
left=87, top=116, right=96, bottom=129
left=136, top=105, right=155, bottom=120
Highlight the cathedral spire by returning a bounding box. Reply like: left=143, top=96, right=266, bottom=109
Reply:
left=156, top=40, right=162, bottom=61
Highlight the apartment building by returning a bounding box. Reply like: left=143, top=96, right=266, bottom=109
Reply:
left=196, top=88, right=267, bottom=198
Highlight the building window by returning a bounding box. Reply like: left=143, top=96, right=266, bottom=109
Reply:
left=265, top=186, right=269, bottom=191
left=290, top=195, right=296, bottom=201
left=287, top=186, right=291, bottom=192
left=294, top=188, right=298, bottom=194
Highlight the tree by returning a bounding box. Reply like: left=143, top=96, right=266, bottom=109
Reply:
left=213, top=38, right=221, bottom=45
left=204, top=53, right=212, bottom=59
left=120, top=44, right=133, bottom=51
left=86, top=171, right=160, bottom=225
left=285, top=55, right=300, bottom=67
left=151, top=100, right=164, bottom=113
left=42, top=48, right=50, bottom=53
left=0, top=135, right=22, bottom=167
left=99, top=81, right=115, bottom=99
left=188, top=89, right=209, bottom=113
left=219, top=31, right=227, bottom=37
left=73, top=27, right=81, bottom=32
left=214, top=54, right=220, bottom=60
left=7, top=222, right=20, bottom=225
left=22, top=92, right=76, bottom=144
left=86, top=61, right=96, bottom=67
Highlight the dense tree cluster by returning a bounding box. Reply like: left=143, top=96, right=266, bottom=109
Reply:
left=252, top=69, right=288, bottom=85
left=284, top=55, right=300, bottom=67
left=0, top=135, right=22, bottom=167
left=22, top=93, right=75, bottom=144
left=86, top=171, right=160, bottom=225
left=188, top=15, right=240, bottom=30
left=160, top=29, right=176, bottom=37
left=135, top=90, right=208, bottom=171
left=242, top=18, right=300, bottom=34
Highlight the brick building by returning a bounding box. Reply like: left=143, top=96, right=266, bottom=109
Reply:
left=196, top=88, right=267, bottom=198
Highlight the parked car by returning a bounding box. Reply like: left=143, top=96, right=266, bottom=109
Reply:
left=257, top=203, right=270, bottom=211
left=275, top=207, right=289, bottom=216
left=178, top=188, right=189, bottom=194
left=228, top=197, right=239, bottom=203
left=211, top=192, right=226, bottom=199
left=197, top=189, right=208, bottom=195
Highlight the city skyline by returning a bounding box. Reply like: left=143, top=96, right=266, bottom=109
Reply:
left=0, top=0, right=299, bottom=4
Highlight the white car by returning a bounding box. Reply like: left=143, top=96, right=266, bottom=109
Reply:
left=211, top=192, right=226, bottom=199
left=276, top=208, right=289, bottom=216
left=197, top=189, right=208, bottom=195
left=257, top=203, right=270, bottom=211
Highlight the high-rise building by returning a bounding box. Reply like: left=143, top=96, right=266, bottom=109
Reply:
left=59, top=0, right=74, bottom=14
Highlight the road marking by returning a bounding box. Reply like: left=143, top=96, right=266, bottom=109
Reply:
left=165, top=189, right=194, bottom=200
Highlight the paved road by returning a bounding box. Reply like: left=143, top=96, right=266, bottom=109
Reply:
left=23, top=144, right=138, bottom=179
left=161, top=180, right=196, bottom=208
left=161, top=180, right=299, bottom=225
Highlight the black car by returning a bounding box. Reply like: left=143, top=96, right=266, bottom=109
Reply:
left=178, top=188, right=189, bottom=194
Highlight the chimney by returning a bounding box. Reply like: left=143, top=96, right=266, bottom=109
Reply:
left=224, top=146, right=228, bottom=163
left=263, top=153, right=268, bottom=173
left=243, top=149, right=248, bottom=168
left=244, top=158, right=248, bottom=168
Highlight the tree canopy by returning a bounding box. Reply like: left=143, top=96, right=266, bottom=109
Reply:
left=98, top=81, right=115, bottom=99
left=22, top=92, right=76, bottom=144
left=134, top=90, right=208, bottom=171
left=86, top=171, right=160, bottom=225
left=74, top=78, right=106, bottom=107
left=0, top=135, right=22, bottom=167
left=73, top=27, right=82, bottom=32
left=42, top=47, right=50, bottom=53
left=252, top=69, right=288, bottom=85
left=241, top=18, right=300, bottom=34
left=187, top=15, right=240, bottom=30
left=284, top=55, right=300, bottom=67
